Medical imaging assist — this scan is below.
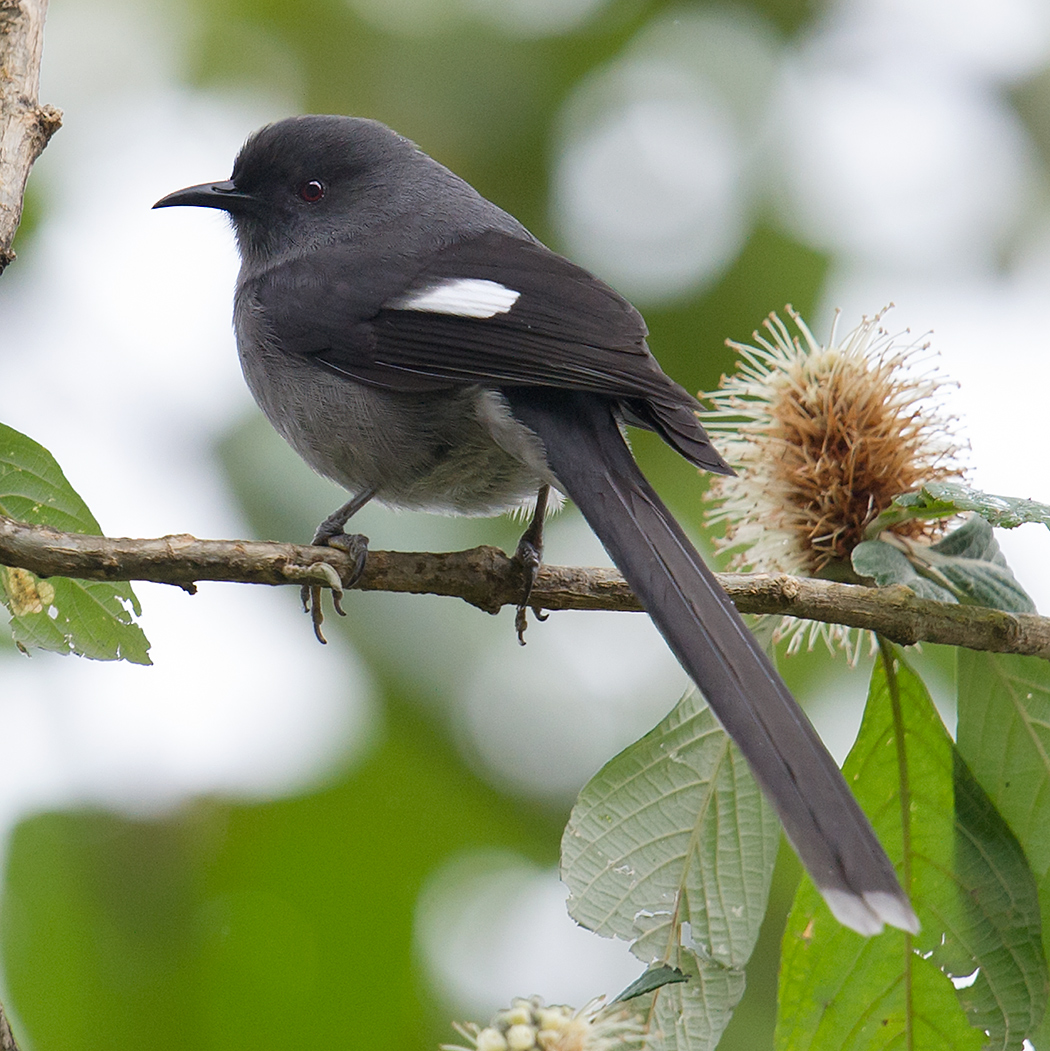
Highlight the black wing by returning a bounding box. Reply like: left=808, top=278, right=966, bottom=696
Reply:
left=251, top=229, right=730, bottom=473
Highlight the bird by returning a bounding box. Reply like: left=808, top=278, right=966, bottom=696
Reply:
left=154, top=114, right=918, bottom=937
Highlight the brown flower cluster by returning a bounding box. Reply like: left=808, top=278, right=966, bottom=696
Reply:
left=703, top=307, right=965, bottom=577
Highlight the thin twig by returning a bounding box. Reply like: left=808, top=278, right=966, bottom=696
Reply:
left=1, top=515, right=1048, bottom=658
left=0, top=0, right=61, bottom=273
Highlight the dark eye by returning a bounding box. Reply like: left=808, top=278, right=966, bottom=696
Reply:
left=298, top=179, right=325, bottom=203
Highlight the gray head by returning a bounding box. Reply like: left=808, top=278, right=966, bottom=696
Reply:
left=154, top=115, right=507, bottom=265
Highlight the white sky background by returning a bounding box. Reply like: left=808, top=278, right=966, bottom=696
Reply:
left=1, top=0, right=1050, bottom=1021
left=0, top=5, right=379, bottom=821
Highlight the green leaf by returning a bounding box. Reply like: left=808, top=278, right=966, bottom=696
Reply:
left=852, top=520, right=1035, bottom=613
left=611, top=964, right=688, bottom=1003
left=562, top=685, right=780, bottom=1050
left=778, top=647, right=1045, bottom=1049
left=956, top=651, right=1050, bottom=1047
left=957, top=651, right=1050, bottom=881
left=866, top=489, right=960, bottom=536
left=851, top=539, right=956, bottom=601
left=927, top=514, right=1000, bottom=561
left=868, top=482, right=1050, bottom=535
left=779, top=908, right=983, bottom=1051
left=943, top=752, right=1047, bottom=1046
left=641, top=955, right=746, bottom=1051
left=0, top=423, right=103, bottom=533
left=922, top=518, right=1035, bottom=613
left=925, top=483, right=1050, bottom=530
left=0, top=423, right=150, bottom=663
left=921, top=554, right=1034, bottom=612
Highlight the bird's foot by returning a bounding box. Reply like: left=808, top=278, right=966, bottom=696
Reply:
left=512, top=484, right=551, bottom=645
left=513, top=534, right=549, bottom=644
left=302, top=529, right=369, bottom=644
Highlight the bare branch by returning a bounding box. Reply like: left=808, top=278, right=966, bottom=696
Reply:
left=0, top=0, right=61, bottom=273
left=0, top=3, right=51, bottom=1044
left=1, top=514, right=1049, bottom=658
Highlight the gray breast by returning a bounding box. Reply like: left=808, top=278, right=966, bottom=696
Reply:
left=233, top=297, right=547, bottom=516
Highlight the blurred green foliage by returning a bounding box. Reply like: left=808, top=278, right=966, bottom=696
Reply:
left=4, top=700, right=563, bottom=1051
left=8, top=184, right=42, bottom=262
left=0, top=0, right=851, bottom=1049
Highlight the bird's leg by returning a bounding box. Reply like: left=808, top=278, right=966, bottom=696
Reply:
left=513, top=484, right=550, bottom=645
left=303, top=486, right=377, bottom=644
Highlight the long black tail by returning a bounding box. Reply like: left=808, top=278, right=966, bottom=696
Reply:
left=507, top=390, right=918, bottom=936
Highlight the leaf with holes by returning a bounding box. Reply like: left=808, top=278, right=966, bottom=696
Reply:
left=640, top=955, right=745, bottom=1051
left=562, top=685, right=780, bottom=1050
left=0, top=423, right=149, bottom=663
left=868, top=482, right=1050, bottom=535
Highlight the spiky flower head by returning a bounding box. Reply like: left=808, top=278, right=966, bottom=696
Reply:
left=701, top=307, right=966, bottom=659
left=443, top=997, right=643, bottom=1051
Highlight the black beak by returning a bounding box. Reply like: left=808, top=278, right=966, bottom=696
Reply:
left=153, top=180, right=255, bottom=212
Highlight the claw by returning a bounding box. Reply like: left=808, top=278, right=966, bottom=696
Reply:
left=326, top=532, right=370, bottom=586
left=515, top=605, right=528, bottom=645
left=300, top=487, right=374, bottom=643
left=309, top=586, right=328, bottom=644
left=300, top=560, right=351, bottom=644
left=513, top=484, right=550, bottom=644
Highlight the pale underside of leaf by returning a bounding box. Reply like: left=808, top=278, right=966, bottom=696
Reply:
left=562, top=686, right=779, bottom=1050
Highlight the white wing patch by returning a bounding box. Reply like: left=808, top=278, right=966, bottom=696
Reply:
left=389, top=278, right=521, bottom=319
